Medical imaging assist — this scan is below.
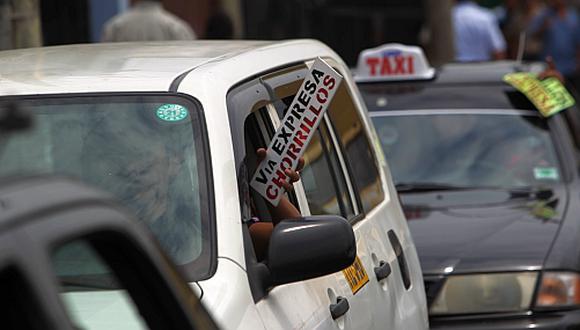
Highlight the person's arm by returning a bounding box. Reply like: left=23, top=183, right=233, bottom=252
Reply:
left=249, top=148, right=304, bottom=261
left=256, top=148, right=304, bottom=225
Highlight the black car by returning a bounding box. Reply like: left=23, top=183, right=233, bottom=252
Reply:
left=356, top=45, right=580, bottom=329
left=0, top=176, right=218, bottom=330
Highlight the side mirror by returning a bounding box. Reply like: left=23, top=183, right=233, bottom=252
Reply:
left=267, top=215, right=356, bottom=286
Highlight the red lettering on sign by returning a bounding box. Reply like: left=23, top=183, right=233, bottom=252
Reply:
left=366, top=55, right=416, bottom=77
left=381, top=57, right=393, bottom=75
left=272, top=169, right=287, bottom=189
left=393, top=56, right=406, bottom=74
left=366, top=57, right=380, bottom=76
left=266, top=185, right=278, bottom=199
left=316, top=88, right=329, bottom=104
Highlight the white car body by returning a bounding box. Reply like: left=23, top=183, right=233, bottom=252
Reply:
left=0, top=40, right=428, bottom=329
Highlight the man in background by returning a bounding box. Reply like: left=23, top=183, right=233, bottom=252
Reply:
left=101, top=0, right=195, bottom=42
left=453, top=0, right=507, bottom=62
left=528, top=0, right=579, bottom=93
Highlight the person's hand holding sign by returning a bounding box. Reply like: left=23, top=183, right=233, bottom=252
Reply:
left=257, top=147, right=304, bottom=192
left=250, top=148, right=304, bottom=261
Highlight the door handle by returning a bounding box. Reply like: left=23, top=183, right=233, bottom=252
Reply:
left=374, top=261, right=392, bottom=282
left=329, top=296, right=350, bottom=320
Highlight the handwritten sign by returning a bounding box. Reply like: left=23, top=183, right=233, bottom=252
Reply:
left=503, top=73, right=575, bottom=117
left=250, top=58, right=343, bottom=206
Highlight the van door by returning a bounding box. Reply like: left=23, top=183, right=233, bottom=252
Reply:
left=228, top=62, right=378, bottom=329
left=229, top=64, right=350, bottom=329
left=324, top=66, right=428, bottom=329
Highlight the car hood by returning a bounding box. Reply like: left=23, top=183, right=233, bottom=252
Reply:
left=401, top=187, right=567, bottom=275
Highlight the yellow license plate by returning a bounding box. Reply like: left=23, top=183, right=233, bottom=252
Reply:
left=342, top=256, right=369, bottom=294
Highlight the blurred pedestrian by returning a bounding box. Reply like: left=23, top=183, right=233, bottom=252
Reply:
left=453, top=0, right=507, bottom=62
left=497, top=0, right=545, bottom=60
left=101, top=0, right=196, bottom=42
left=528, top=0, right=579, bottom=92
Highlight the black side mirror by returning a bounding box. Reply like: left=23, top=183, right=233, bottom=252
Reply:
left=267, top=215, right=356, bottom=286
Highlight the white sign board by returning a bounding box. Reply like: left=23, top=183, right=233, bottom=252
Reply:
left=250, top=57, right=343, bottom=206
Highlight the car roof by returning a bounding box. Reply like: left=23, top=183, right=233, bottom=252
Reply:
left=356, top=60, right=545, bottom=86
left=0, top=40, right=334, bottom=96
left=433, top=61, right=546, bottom=85
left=357, top=61, right=548, bottom=112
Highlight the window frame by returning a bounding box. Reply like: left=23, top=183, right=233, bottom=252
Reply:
left=227, top=61, right=363, bottom=301
left=319, top=57, right=386, bottom=221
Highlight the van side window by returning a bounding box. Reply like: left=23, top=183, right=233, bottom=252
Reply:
left=301, top=120, right=355, bottom=218
left=328, top=82, right=384, bottom=212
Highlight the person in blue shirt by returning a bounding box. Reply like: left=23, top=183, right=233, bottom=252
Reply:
left=528, top=0, right=580, bottom=92
left=453, top=0, right=507, bottom=62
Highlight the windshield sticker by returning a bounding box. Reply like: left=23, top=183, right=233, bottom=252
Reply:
left=503, top=73, right=575, bottom=117
left=156, top=104, right=189, bottom=122
left=250, top=57, right=343, bottom=206
left=534, top=167, right=559, bottom=180
left=342, top=256, right=370, bottom=294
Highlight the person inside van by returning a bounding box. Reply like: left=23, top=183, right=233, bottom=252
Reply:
left=248, top=147, right=305, bottom=261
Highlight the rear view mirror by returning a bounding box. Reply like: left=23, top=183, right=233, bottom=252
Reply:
left=267, top=215, right=356, bottom=285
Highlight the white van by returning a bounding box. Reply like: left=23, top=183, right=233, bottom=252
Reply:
left=0, top=40, right=428, bottom=329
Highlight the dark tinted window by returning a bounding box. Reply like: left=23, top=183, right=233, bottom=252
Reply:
left=359, top=84, right=535, bottom=111
left=302, top=121, right=355, bottom=218
left=328, top=83, right=384, bottom=213
left=0, top=267, right=47, bottom=330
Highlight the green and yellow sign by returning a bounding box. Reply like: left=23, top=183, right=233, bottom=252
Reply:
left=503, top=73, right=575, bottom=117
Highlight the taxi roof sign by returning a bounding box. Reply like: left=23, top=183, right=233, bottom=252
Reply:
left=355, top=44, right=435, bottom=82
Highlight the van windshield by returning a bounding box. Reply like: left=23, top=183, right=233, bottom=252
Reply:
left=0, top=94, right=213, bottom=280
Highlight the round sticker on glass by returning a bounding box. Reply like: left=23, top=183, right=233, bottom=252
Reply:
left=156, top=104, right=189, bottom=122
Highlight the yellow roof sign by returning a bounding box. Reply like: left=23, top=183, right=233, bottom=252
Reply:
left=503, top=73, right=575, bottom=117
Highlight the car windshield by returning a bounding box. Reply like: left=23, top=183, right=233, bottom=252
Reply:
left=370, top=110, right=562, bottom=189
left=0, top=94, right=212, bottom=281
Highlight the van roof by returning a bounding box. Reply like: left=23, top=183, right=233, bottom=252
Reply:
left=0, top=40, right=335, bottom=96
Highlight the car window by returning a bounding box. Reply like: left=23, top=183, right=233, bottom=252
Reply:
left=0, top=95, right=213, bottom=281
left=302, top=120, right=355, bottom=218
left=371, top=111, right=562, bottom=188
left=53, top=240, right=149, bottom=330
left=327, top=82, right=384, bottom=213
left=267, top=74, right=357, bottom=219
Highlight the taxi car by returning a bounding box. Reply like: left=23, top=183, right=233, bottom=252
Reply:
left=0, top=40, right=428, bottom=329
left=0, top=175, right=217, bottom=330
left=355, top=44, right=580, bottom=329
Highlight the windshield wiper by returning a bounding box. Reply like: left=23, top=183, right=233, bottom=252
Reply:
left=395, top=182, right=476, bottom=193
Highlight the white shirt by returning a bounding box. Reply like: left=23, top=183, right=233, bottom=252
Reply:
left=453, top=1, right=506, bottom=62
left=101, top=1, right=196, bottom=42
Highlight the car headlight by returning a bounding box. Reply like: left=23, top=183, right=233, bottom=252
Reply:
left=430, top=272, right=538, bottom=315
left=535, top=272, right=580, bottom=308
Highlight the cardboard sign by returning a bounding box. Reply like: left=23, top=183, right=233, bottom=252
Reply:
left=342, top=256, right=370, bottom=294
left=250, top=58, right=343, bottom=206
left=503, top=73, right=576, bottom=117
